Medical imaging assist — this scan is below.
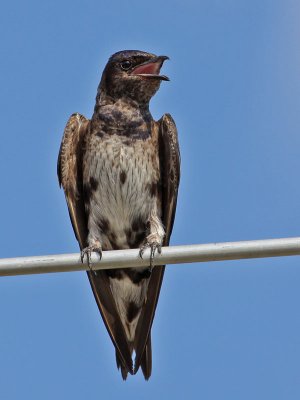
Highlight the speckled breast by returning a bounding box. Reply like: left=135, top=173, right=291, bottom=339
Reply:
left=83, top=130, right=161, bottom=250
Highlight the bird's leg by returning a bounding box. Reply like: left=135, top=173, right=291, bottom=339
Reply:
left=81, top=214, right=106, bottom=272
left=139, top=210, right=165, bottom=268
left=81, top=238, right=102, bottom=273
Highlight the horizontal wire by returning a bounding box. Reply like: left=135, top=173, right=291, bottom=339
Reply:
left=0, top=237, right=300, bottom=277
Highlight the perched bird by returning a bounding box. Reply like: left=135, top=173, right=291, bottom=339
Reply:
left=57, top=50, right=180, bottom=379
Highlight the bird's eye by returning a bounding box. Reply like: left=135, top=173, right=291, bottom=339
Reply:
left=120, top=60, right=132, bottom=71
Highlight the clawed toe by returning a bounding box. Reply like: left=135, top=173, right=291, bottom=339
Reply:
left=81, top=245, right=102, bottom=272
left=139, top=241, right=162, bottom=268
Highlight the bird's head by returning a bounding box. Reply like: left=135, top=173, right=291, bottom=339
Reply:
left=98, top=50, right=169, bottom=105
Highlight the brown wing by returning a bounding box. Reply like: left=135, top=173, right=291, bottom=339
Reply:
left=159, top=113, right=181, bottom=245
left=58, top=113, right=133, bottom=377
left=58, top=113, right=89, bottom=248
left=134, top=113, right=181, bottom=377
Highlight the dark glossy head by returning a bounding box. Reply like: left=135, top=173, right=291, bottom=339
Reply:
left=99, top=50, right=169, bottom=105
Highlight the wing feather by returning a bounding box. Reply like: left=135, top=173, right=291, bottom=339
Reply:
left=58, top=113, right=89, bottom=247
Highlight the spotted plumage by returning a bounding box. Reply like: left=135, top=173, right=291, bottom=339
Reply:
left=57, top=50, right=180, bottom=379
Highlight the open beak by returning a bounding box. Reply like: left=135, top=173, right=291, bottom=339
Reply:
left=131, top=55, right=170, bottom=81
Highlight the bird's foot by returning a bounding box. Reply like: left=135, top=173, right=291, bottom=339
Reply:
left=139, top=236, right=162, bottom=268
left=81, top=241, right=102, bottom=273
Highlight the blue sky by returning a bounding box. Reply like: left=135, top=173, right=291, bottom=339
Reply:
left=1, top=0, right=300, bottom=399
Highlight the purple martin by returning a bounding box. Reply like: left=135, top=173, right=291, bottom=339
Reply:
left=57, top=50, right=180, bottom=379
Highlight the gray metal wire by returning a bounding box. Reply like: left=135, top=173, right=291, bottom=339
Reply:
left=0, top=237, right=300, bottom=277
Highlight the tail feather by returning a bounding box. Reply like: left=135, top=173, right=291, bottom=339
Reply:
left=116, top=351, right=129, bottom=380
left=139, top=335, right=152, bottom=380
left=115, top=335, right=152, bottom=380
